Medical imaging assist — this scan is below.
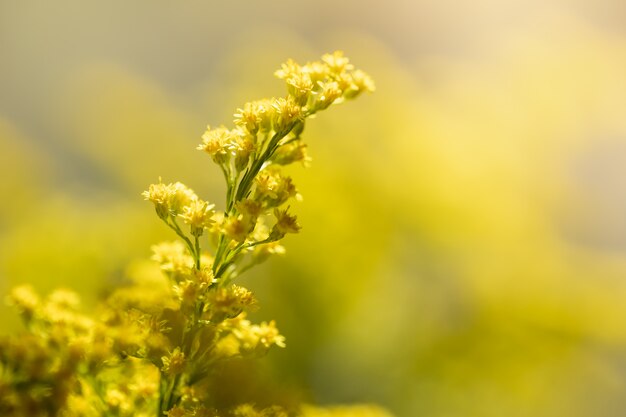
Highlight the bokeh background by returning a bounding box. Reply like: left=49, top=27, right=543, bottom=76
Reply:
left=3, top=1, right=626, bottom=416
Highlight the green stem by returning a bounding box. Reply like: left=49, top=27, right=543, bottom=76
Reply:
left=234, top=129, right=287, bottom=204
left=214, top=238, right=272, bottom=278
left=212, top=235, right=227, bottom=276
left=166, top=217, right=196, bottom=261
left=194, top=235, right=201, bottom=270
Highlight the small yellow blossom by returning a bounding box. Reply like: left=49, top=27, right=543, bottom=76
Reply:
left=252, top=241, right=286, bottom=264
left=233, top=403, right=287, bottom=417
left=271, top=96, right=303, bottom=134
left=234, top=99, right=275, bottom=133
left=179, top=199, right=215, bottom=237
left=173, top=279, right=200, bottom=309
left=151, top=241, right=195, bottom=280
left=198, top=125, right=237, bottom=164
left=302, top=61, right=328, bottom=84
left=234, top=100, right=268, bottom=135
left=272, top=140, right=310, bottom=166
left=213, top=333, right=241, bottom=358
left=143, top=181, right=197, bottom=219
left=236, top=199, right=263, bottom=220
left=194, top=406, right=218, bottom=417
left=274, top=58, right=302, bottom=80
left=256, top=320, right=286, bottom=349
left=321, top=50, right=354, bottom=74
left=254, top=168, right=297, bottom=208
left=105, top=388, right=131, bottom=413
left=161, top=347, right=186, bottom=376
left=312, top=80, right=343, bottom=111
left=206, top=284, right=257, bottom=321
left=286, top=72, right=314, bottom=106
left=129, top=377, right=158, bottom=399
left=231, top=318, right=286, bottom=355
left=270, top=207, right=301, bottom=240
left=8, top=285, right=40, bottom=318
left=48, top=288, right=81, bottom=309
left=234, top=131, right=256, bottom=172
left=222, top=215, right=252, bottom=243
left=166, top=406, right=187, bottom=417
left=193, top=267, right=216, bottom=287
left=346, top=69, right=376, bottom=98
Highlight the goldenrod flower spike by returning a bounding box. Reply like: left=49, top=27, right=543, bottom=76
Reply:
left=2, top=52, right=373, bottom=417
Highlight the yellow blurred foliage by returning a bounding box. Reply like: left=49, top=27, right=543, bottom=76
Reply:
left=2, top=7, right=626, bottom=416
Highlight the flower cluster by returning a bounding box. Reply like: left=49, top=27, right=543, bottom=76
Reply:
left=1, top=51, right=376, bottom=417
left=140, top=51, right=372, bottom=416
left=0, top=286, right=159, bottom=417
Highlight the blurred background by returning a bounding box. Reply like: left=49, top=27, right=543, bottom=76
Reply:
left=2, top=1, right=626, bottom=416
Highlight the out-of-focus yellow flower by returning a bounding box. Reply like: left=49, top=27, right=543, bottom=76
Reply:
left=301, top=404, right=395, bottom=417
left=321, top=51, right=354, bottom=74
left=162, top=347, right=186, bottom=376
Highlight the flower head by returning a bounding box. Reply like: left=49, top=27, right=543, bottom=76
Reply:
left=161, top=347, right=186, bottom=376
left=312, top=80, right=343, bottom=111
left=179, top=199, right=215, bottom=237
left=143, top=181, right=197, bottom=219
left=271, top=96, right=303, bottom=134
left=270, top=207, right=301, bottom=240
left=322, top=50, right=354, bottom=74
left=198, top=126, right=237, bottom=165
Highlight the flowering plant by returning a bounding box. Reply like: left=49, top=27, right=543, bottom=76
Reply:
left=1, top=51, right=384, bottom=417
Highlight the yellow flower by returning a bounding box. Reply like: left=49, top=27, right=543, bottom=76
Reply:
left=9, top=285, right=40, bottom=318
left=48, top=288, right=81, bottom=309
left=302, top=61, right=329, bottom=84
left=151, top=240, right=194, bottom=279
left=271, top=96, right=303, bottom=134
left=105, top=389, right=131, bottom=413
left=197, top=125, right=236, bottom=164
left=286, top=72, right=314, bottom=106
left=233, top=99, right=275, bottom=134
left=252, top=241, right=286, bottom=264
left=236, top=199, right=263, bottom=220
left=206, top=284, right=257, bottom=321
left=161, top=347, right=186, bottom=376
left=192, top=267, right=215, bottom=287
left=142, top=181, right=171, bottom=219
left=233, top=131, right=256, bottom=172
left=321, top=50, right=354, bottom=74
left=346, top=69, right=376, bottom=98
left=312, top=80, right=343, bottom=111
left=222, top=215, right=251, bottom=243
left=253, top=168, right=297, bottom=208
left=270, top=207, right=301, bottom=240
left=272, top=140, right=310, bottom=166
left=179, top=199, right=215, bottom=237
left=143, top=181, right=197, bottom=218
left=228, top=315, right=286, bottom=356
left=166, top=406, right=187, bottom=417
left=255, top=320, right=286, bottom=349
left=274, top=58, right=302, bottom=80
left=173, top=279, right=200, bottom=309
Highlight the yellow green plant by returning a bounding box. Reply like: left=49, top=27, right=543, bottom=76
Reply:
left=0, top=52, right=381, bottom=417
